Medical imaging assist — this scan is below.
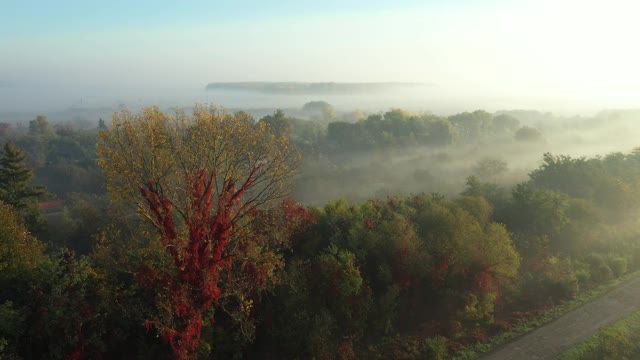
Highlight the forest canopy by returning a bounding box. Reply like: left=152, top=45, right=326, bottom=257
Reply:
left=0, top=105, right=640, bottom=359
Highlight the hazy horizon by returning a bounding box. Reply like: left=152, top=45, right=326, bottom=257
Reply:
left=2, top=0, right=640, bottom=114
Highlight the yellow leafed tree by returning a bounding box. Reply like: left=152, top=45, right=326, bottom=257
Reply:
left=97, top=104, right=300, bottom=227
left=0, top=201, right=45, bottom=277
left=96, top=104, right=302, bottom=358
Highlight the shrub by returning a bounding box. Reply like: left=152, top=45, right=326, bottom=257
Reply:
left=462, top=293, right=497, bottom=323
left=592, top=327, right=634, bottom=359
left=609, top=257, right=628, bottom=277
left=422, top=336, right=448, bottom=360
left=630, top=246, right=640, bottom=269
left=557, top=311, right=640, bottom=360
left=368, top=335, right=448, bottom=360
left=546, top=276, right=579, bottom=300
left=585, top=253, right=605, bottom=268
left=593, top=264, right=613, bottom=283
left=575, top=269, right=591, bottom=284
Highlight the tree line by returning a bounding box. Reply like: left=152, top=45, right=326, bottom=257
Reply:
left=261, top=105, right=540, bottom=159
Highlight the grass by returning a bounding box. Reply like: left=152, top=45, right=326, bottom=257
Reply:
left=450, top=269, right=640, bottom=360
left=555, top=307, right=640, bottom=360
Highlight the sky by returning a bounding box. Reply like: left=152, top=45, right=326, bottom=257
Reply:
left=1, top=0, right=640, bottom=112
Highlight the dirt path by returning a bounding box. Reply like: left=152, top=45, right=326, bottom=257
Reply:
left=480, top=275, right=640, bottom=360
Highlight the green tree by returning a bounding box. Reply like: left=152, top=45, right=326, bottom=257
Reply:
left=260, top=109, right=292, bottom=138
left=492, top=114, right=520, bottom=134
left=28, top=250, right=104, bottom=359
left=425, top=117, right=457, bottom=146
left=514, top=126, right=543, bottom=142
left=384, top=108, right=411, bottom=123
left=0, top=143, right=48, bottom=228
left=29, top=115, right=55, bottom=138
left=303, top=101, right=336, bottom=121
left=529, top=153, right=601, bottom=199
left=314, top=244, right=367, bottom=332
left=448, top=110, right=492, bottom=140
left=472, top=158, right=508, bottom=181
left=505, top=183, right=570, bottom=254
left=461, top=175, right=508, bottom=207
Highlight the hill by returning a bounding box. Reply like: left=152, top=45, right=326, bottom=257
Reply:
left=205, top=81, right=428, bottom=94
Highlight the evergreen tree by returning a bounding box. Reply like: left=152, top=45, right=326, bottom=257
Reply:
left=0, top=142, right=48, bottom=230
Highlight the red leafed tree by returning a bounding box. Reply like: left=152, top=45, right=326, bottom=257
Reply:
left=97, top=105, right=302, bottom=359
left=139, top=169, right=253, bottom=358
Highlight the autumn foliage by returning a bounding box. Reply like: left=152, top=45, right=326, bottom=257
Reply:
left=96, top=106, right=302, bottom=358
left=7, top=107, right=640, bottom=359
left=137, top=169, right=244, bottom=358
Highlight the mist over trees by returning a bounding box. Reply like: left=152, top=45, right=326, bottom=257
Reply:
left=1, top=103, right=640, bottom=358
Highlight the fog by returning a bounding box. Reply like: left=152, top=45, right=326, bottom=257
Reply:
left=3, top=81, right=640, bottom=206
left=291, top=109, right=640, bottom=204
left=0, top=84, right=636, bottom=120
left=3, top=0, right=640, bottom=116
